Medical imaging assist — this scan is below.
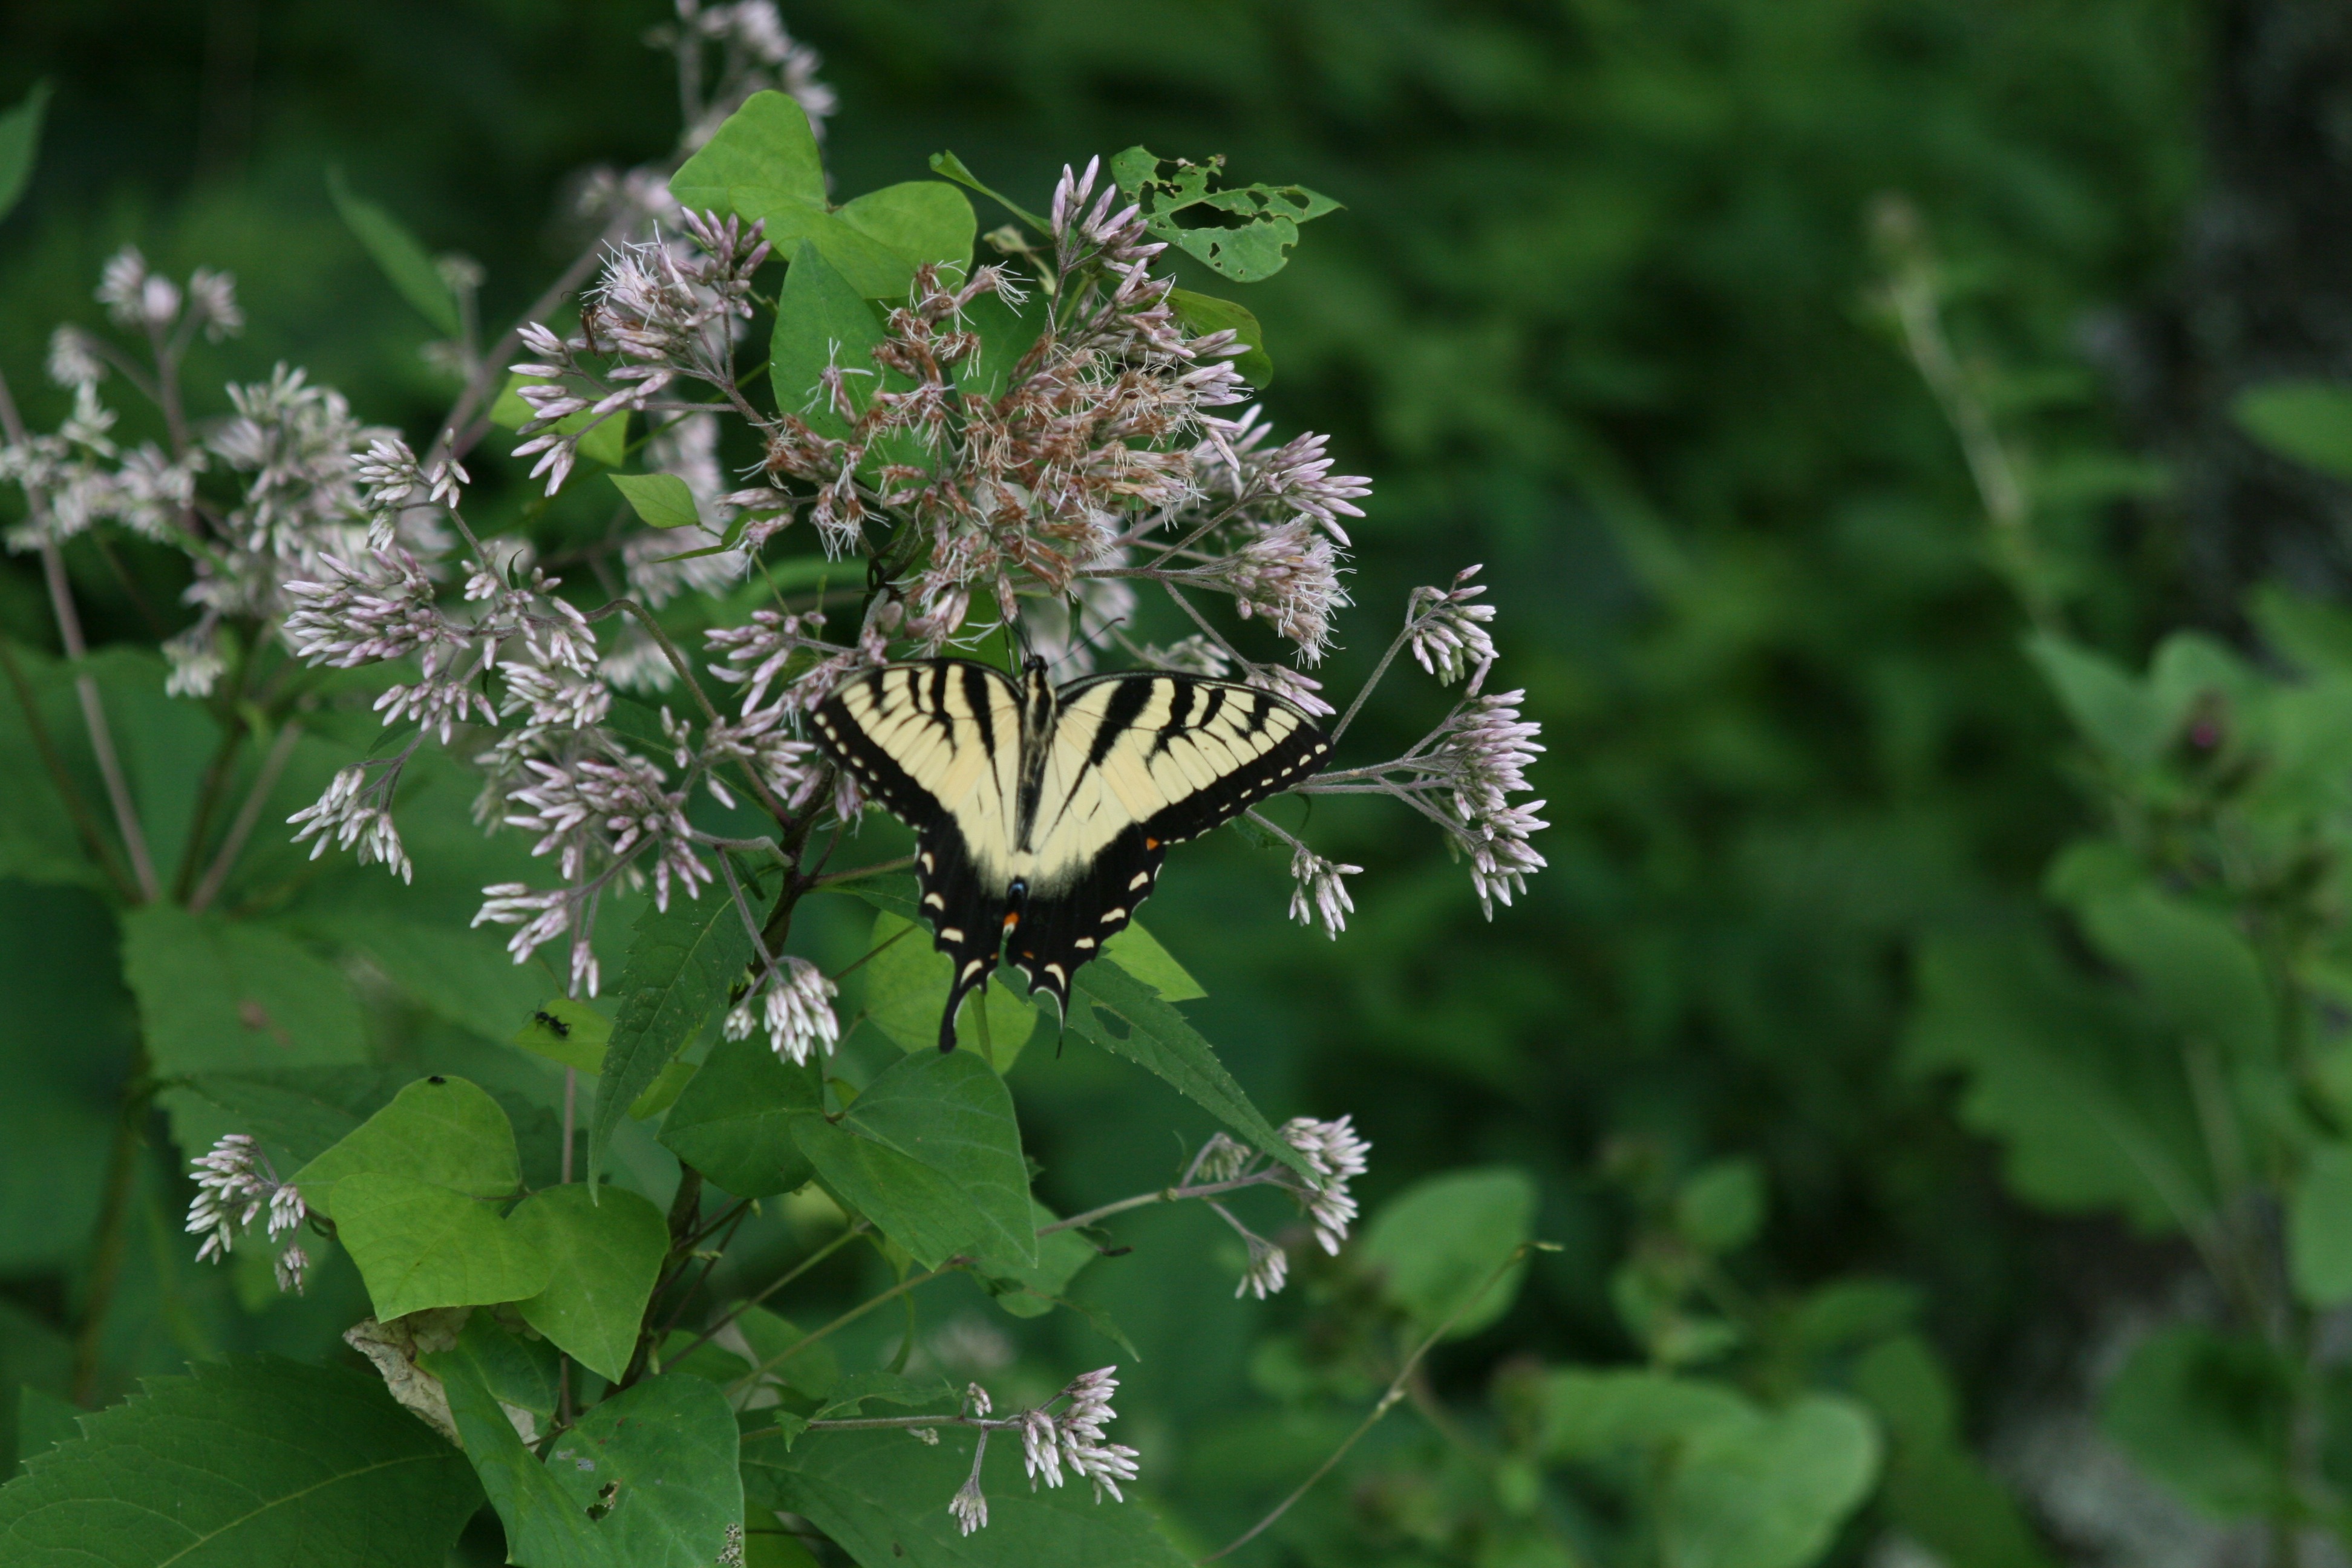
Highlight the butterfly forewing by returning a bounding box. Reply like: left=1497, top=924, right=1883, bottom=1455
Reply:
left=815, top=662, right=1025, bottom=1048
left=1005, top=673, right=1331, bottom=1012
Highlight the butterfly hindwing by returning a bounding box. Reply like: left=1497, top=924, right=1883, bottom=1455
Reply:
left=1006, top=826, right=1165, bottom=1016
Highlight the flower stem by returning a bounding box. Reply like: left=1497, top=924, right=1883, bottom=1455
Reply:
left=724, top=1260, right=965, bottom=1400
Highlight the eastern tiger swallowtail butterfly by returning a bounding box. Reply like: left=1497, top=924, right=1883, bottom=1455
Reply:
left=812, top=658, right=1330, bottom=1050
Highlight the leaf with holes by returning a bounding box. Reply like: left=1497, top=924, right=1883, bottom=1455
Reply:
left=437, top=1353, right=739, bottom=1568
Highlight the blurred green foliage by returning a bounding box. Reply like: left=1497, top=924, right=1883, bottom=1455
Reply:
left=0, top=1, right=2241, bottom=1564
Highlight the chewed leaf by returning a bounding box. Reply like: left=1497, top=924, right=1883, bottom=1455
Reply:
left=1109, top=147, right=1340, bottom=283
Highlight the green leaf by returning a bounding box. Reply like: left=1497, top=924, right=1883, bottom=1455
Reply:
left=1361, top=1167, right=1534, bottom=1338
left=592, top=874, right=769, bottom=1187
left=1903, top=930, right=2209, bottom=1232
left=745, top=1427, right=1191, bottom=1568
left=658, top=1031, right=822, bottom=1198
left=290, top=1075, right=522, bottom=1220
left=2025, top=631, right=2174, bottom=771
left=670, top=90, right=828, bottom=228
left=514, top=998, right=613, bottom=1073
left=489, top=371, right=629, bottom=469
left=1539, top=1371, right=1880, bottom=1568
left=833, top=182, right=975, bottom=279
left=1540, top=1368, right=1750, bottom=1459
left=1675, top=1159, right=1765, bottom=1253
left=2232, top=380, right=2352, bottom=479
left=861, top=910, right=1039, bottom=1068
left=436, top=1314, right=562, bottom=1425
left=795, top=1050, right=1034, bottom=1270
left=332, top=1171, right=552, bottom=1319
left=1665, top=1394, right=1881, bottom=1568
left=438, top=1354, right=740, bottom=1568
left=2291, top=1142, right=2352, bottom=1307
left=166, top=1065, right=413, bottom=1167
left=958, top=286, right=1048, bottom=402
left=2100, top=1325, right=2292, bottom=1519
left=508, top=1184, right=668, bottom=1381
left=1109, top=147, right=1341, bottom=283
left=2071, top=883, right=2275, bottom=1061
left=771, top=240, right=887, bottom=437
left=927, top=149, right=1050, bottom=233
left=674, top=93, right=966, bottom=299
left=610, top=471, right=704, bottom=529
left=2250, top=583, right=2352, bottom=676
left=327, top=168, right=460, bottom=335
left=0, top=81, right=51, bottom=227
left=1854, top=1335, right=2057, bottom=1568
left=973, top=1199, right=1098, bottom=1319
left=122, top=904, right=366, bottom=1080
left=1102, top=920, right=1206, bottom=1002
left=544, top=1376, right=742, bottom=1567
left=1063, top=960, right=1310, bottom=1180
left=436, top=1348, right=608, bottom=1565
left=1169, top=289, right=1273, bottom=387
left=0, top=1355, right=482, bottom=1567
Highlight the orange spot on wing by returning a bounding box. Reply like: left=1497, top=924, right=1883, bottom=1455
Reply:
left=1144, top=836, right=1160, bottom=850
left=1003, top=912, right=1020, bottom=929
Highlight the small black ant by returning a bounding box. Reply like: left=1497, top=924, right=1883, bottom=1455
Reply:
left=534, top=1010, right=572, bottom=1039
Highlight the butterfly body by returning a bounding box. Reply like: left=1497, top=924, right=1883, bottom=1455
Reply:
left=812, top=658, right=1328, bottom=1049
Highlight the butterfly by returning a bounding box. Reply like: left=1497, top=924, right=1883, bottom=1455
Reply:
left=812, top=658, right=1330, bottom=1050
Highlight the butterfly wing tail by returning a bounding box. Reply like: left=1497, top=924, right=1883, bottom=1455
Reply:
left=916, top=828, right=1007, bottom=1054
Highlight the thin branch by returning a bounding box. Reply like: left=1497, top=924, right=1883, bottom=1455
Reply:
left=808, top=854, right=916, bottom=889
left=189, top=720, right=303, bottom=913
left=665, top=1222, right=871, bottom=1367
left=1197, top=1243, right=1550, bottom=1564
left=1036, top=1172, right=1290, bottom=1237
left=0, top=368, right=162, bottom=901
left=724, top=1259, right=965, bottom=1400
left=1331, top=615, right=1419, bottom=745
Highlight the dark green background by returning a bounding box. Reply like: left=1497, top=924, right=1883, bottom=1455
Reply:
left=0, top=0, right=2229, bottom=1560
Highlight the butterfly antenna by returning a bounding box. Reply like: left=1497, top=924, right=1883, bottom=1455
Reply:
left=1052, top=610, right=1130, bottom=678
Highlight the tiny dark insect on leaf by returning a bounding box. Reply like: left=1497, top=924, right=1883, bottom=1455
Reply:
left=534, top=1009, right=572, bottom=1039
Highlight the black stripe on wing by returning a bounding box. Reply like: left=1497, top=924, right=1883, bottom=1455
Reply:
left=912, top=828, right=1014, bottom=1052
left=1139, top=684, right=1331, bottom=846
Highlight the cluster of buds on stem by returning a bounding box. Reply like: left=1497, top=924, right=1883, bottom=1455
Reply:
left=1184, top=1116, right=1372, bottom=1298
left=933, top=1367, right=1141, bottom=1536
left=184, top=1134, right=311, bottom=1293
